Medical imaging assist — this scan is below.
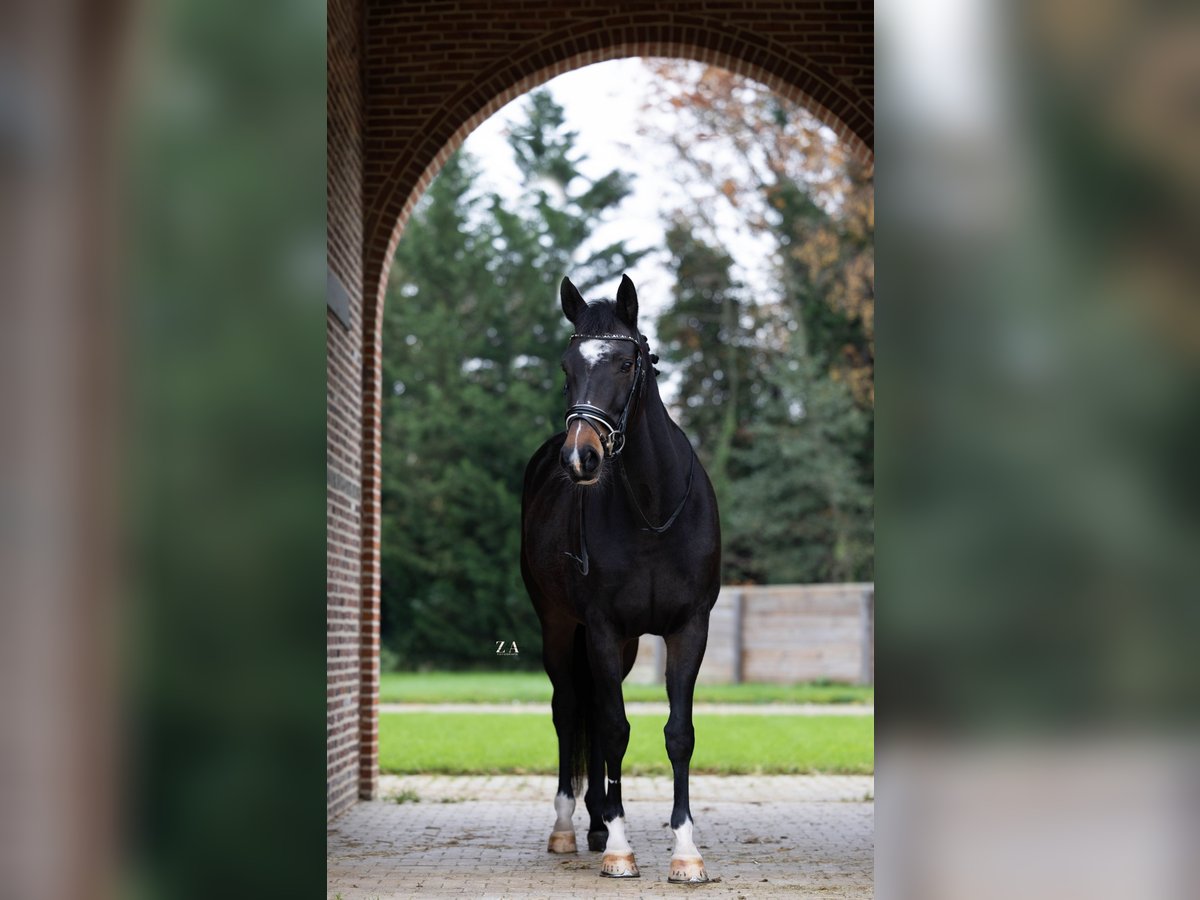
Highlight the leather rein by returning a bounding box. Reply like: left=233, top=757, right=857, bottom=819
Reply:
left=563, top=332, right=696, bottom=575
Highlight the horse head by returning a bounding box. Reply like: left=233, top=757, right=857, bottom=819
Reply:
left=558, top=274, right=644, bottom=485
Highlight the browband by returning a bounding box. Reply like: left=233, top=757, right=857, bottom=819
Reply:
left=569, top=333, right=640, bottom=342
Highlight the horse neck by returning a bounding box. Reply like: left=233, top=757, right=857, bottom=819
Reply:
left=619, top=378, right=690, bottom=523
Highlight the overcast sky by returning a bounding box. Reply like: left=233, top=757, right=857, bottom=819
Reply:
left=461, top=58, right=778, bottom=343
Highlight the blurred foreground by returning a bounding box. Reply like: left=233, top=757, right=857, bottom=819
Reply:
left=2, top=1, right=325, bottom=898
left=877, top=0, right=1200, bottom=897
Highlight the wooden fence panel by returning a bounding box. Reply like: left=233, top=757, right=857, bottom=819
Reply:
left=627, top=583, right=874, bottom=685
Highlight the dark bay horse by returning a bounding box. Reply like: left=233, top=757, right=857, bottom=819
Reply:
left=520, top=274, right=721, bottom=882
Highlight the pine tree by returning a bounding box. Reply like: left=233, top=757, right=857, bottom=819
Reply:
left=724, top=356, right=873, bottom=583
left=380, top=90, right=645, bottom=668
left=656, top=222, right=758, bottom=507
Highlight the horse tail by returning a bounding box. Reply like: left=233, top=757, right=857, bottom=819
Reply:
left=570, top=625, right=593, bottom=796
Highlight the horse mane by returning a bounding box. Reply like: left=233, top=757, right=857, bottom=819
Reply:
left=573, top=300, right=633, bottom=337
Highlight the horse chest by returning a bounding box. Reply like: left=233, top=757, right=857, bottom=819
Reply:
left=571, top=538, right=704, bottom=631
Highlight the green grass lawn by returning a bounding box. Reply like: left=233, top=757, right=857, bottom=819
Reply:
left=379, top=712, right=873, bottom=776
left=380, top=671, right=873, bottom=705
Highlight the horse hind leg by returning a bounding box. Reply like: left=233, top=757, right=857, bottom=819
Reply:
left=664, top=614, right=711, bottom=883
left=583, top=716, right=607, bottom=851
left=576, top=627, right=623, bottom=852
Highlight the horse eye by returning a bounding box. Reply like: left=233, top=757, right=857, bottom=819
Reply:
left=621, top=360, right=633, bottom=372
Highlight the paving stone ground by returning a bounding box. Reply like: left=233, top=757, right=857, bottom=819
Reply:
left=328, top=775, right=874, bottom=899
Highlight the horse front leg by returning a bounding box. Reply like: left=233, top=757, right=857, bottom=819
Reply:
left=664, top=613, right=710, bottom=883
left=543, top=619, right=579, bottom=854
left=586, top=621, right=639, bottom=878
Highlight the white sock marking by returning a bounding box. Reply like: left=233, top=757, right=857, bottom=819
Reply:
left=553, top=791, right=575, bottom=831
left=603, top=815, right=632, bottom=853
left=672, top=818, right=702, bottom=859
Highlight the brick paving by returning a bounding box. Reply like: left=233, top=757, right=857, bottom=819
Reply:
left=328, top=775, right=874, bottom=898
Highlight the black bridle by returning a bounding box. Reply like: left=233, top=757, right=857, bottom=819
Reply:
left=563, top=332, right=696, bottom=575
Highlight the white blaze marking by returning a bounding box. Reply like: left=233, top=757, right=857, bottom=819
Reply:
left=568, top=339, right=622, bottom=479
left=553, top=791, right=575, bottom=831
left=578, top=339, right=618, bottom=368
left=568, top=424, right=584, bottom=471
left=671, top=818, right=702, bottom=859
left=603, top=815, right=632, bottom=853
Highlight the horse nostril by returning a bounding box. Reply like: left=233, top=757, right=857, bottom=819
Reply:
left=581, top=448, right=600, bottom=475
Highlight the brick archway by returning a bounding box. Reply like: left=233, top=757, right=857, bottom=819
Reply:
left=327, top=0, right=873, bottom=819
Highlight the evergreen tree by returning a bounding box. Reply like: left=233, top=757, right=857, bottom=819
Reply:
left=380, top=90, right=645, bottom=669
left=773, top=166, right=875, bottom=491
left=646, top=63, right=874, bottom=585
left=656, top=222, right=758, bottom=507
left=724, top=356, right=873, bottom=583
left=656, top=222, right=873, bottom=585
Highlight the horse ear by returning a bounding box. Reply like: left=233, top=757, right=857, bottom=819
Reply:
left=560, top=277, right=586, bottom=324
left=615, top=274, right=638, bottom=328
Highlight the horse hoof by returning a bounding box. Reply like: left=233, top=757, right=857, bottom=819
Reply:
left=600, top=852, right=640, bottom=878
left=668, top=856, right=709, bottom=883
left=587, top=830, right=608, bottom=852
left=547, top=830, right=577, bottom=853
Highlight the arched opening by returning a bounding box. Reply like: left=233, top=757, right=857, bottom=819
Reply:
left=367, top=40, right=870, bottom=317
left=325, top=0, right=874, bottom=823
left=359, top=46, right=873, bottom=799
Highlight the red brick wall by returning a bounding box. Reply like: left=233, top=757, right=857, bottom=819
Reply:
left=328, top=0, right=874, bottom=818
left=362, top=1, right=874, bottom=315
left=327, top=0, right=367, bottom=820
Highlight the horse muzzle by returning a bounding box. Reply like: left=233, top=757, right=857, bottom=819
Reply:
left=560, top=440, right=602, bottom=484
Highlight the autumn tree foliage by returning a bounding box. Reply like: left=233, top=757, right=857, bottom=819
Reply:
left=643, top=62, right=874, bottom=584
